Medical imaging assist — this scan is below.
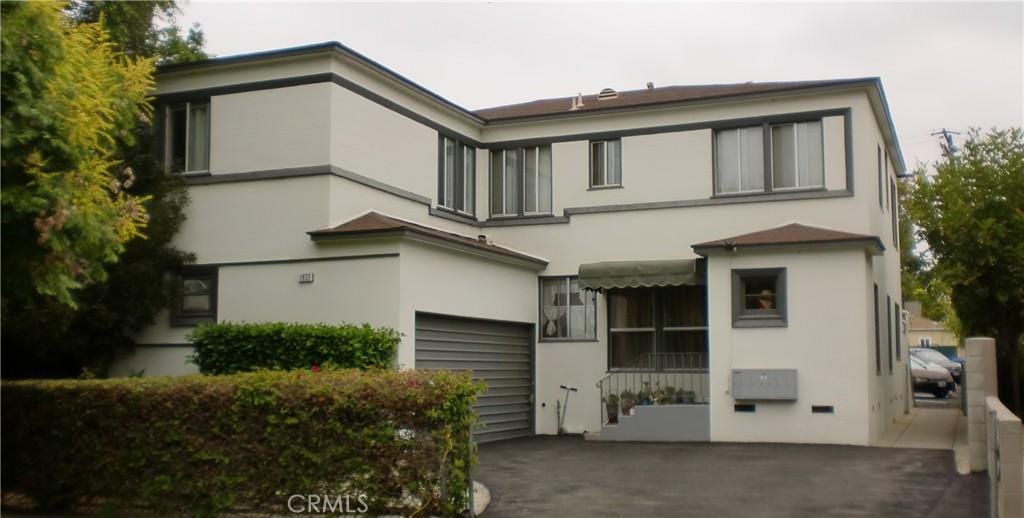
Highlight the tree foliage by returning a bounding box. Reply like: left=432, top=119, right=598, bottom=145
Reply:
left=1, top=1, right=154, bottom=306
left=908, top=127, right=1024, bottom=413
left=1, top=1, right=206, bottom=378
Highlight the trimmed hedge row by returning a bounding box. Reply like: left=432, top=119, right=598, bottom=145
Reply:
left=1, top=369, right=482, bottom=516
left=188, top=322, right=399, bottom=374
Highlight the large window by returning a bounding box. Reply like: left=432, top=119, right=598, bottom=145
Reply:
left=590, top=139, right=622, bottom=188
left=608, top=286, right=707, bottom=369
left=164, top=101, right=210, bottom=173
left=490, top=146, right=552, bottom=217
left=438, top=135, right=475, bottom=216
left=714, top=120, right=824, bottom=195
left=171, top=267, right=217, bottom=327
left=540, top=277, right=596, bottom=341
left=731, top=268, right=787, bottom=328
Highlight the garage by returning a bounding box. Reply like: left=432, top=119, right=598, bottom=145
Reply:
left=415, top=313, right=534, bottom=443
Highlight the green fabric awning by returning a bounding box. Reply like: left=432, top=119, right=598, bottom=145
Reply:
left=577, top=259, right=705, bottom=290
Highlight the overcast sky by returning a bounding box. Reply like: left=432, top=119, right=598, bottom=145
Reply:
left=176, top=1, right=1023, bottom=169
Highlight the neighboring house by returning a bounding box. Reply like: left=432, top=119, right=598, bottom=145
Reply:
left=111, top=42, right=907, bottom=446
left=904, top=300, right=959, bottom=352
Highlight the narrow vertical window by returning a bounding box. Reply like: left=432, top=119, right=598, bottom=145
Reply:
left=877, top=145, right=884, bottom=208
left=590, top=139, right=622, bottom=188
left=891, top=179, right=898, bottom=248
left=437, top=135, right=476, bottom=216
left=895, top=302, right=902, bottom=360
left=874, top=283, right=881, bottom=375
left=165, top=101, right=210, bottom=173
left=887, top=295, right=893, bottom=374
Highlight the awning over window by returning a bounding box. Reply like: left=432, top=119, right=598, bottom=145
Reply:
left=577, top=259, right=705, bottom=291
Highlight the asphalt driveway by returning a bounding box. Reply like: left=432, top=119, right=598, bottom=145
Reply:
left=475, top=437, right=986, bottom=517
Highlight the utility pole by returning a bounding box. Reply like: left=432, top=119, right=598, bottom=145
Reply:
left=930, top=128, right=961, bottom=157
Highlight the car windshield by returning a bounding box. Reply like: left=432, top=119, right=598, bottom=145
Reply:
left=910, top=356, right=928, bottom=370
left=912, top=348, right=950, bottom=363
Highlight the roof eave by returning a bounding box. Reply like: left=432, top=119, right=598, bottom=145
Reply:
left=692, top=237, right=885, bottom=257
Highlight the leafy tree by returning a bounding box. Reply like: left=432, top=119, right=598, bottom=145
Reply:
left=1, top=1, right=206, bottom=378
left=908, top=128, right=1024, bottom=413
left=1, top=1, right=153, bottom=307
left=66, top=0, right=207, bottom=65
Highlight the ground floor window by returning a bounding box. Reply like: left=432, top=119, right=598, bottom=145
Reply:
left=171, top=266, right=218, bottom=327
left=607, top=285, right=707, bottom=369
left=731, top=268, right=787, bottom=327
left=540, top=277, right=596, bottom=340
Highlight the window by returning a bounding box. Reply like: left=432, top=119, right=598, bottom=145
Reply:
left=887, top=295, right=893, bottom=374
left=164, top=101, right=210, bottom=173
left=438, top=135, right=475, bottom=215
left=920, top=337, right=931, bottom=347
left=590, top=139, right=622, bottom=188
left=895, top=303, right=902, bottom=360
left=874, top=283, right=881, bottom=375
left=731, top=268, right=787, bottom=328
left=771, top=121, right=823, bottom=190
left=714, top=120, right=824, bottom=195
left=171, top=267, right=217, bottom=327
left=490, top=146, right=552, bottom=217
left=877, top=145, right=884, bottom=208
left=540, top=277, right=596, bottom=341
left=715, top=126, right=764, bottom=194
left=890, top=178, right=899, bottom=248
left=608, top=286, right=707, bottom=369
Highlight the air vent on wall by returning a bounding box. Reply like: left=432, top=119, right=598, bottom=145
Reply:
left=597, top=88, right=619, bottom=100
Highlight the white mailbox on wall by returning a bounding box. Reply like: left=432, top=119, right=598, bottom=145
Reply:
left=731, top=369, right=798, bottom=400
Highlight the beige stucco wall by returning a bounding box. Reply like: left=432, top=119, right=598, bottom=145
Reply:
left=706, top=248, right=873, bottom=445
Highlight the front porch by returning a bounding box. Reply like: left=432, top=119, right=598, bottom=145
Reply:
left=594, top=352, right=710, bottom=441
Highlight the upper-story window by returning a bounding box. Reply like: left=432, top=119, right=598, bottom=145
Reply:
left=714, top=120, right=824, bottom=195
left=164, top=101, right=210, bottom=174
left=590, top=139, right=622, bottom=188
left=490, top=145, right=552, bottom=217
left=438, top=135, right=475, bottom=216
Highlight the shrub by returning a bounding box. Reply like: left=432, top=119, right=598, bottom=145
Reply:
left=188, top=322, right=399, bottom=374
left=1, top=369, right=482, bottom=516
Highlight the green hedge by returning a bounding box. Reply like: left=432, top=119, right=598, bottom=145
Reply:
left=2, top=369, right=482, bottom=516
left=188, top=322, right=399, bottom=374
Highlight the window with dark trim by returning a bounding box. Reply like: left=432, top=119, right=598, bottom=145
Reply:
left=490, top=145, right=552, bottom=217
left=608, top=286, right=707, bottom=369
left=589, top=139, right=622, bottom=188
left=874, top=283, right=881, bottom=375
left=887, top=295, right=893, bottom=374
left=438, top=135, right=475, bottom=216
left=877, top=145, right=884, bottom=209
left=895, top=302, right=902, bottom=360
left=890, top=178, right=898, bottom=248
left=540, top=277, right=596, bottom=341
left=731, top=268, right=787, bottom=328
left=714, top=119, right=824, bottom=196
left=164, top=100, right=210, bottom=173
left=171, top=267, right=218, bottom=327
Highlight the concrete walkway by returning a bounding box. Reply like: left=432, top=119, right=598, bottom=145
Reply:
left=877, top=406, right=960, bottom=450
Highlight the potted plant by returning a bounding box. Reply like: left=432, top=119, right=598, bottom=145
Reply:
left=619, top=390, right=637, bottom=416
left=676, top=388, right=696, bottom=404
left=603, top=393, right=619, bottom=424
left=654, top=385, right=677, bottom=405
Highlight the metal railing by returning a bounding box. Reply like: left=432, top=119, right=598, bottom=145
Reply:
left=596, top=353, right=709, bottom=425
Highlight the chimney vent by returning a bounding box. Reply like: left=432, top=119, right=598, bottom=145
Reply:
left=646, top=81, right=654, bottom=90
left=597, top=88, right=618, bottom=100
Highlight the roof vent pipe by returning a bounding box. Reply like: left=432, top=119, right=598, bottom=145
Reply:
left=647, top=81, right=654, bottom=90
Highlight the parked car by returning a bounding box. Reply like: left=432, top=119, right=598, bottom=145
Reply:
left=910, top=356, right=954, bottom=398
left=910, top=347, right=962, bottom=384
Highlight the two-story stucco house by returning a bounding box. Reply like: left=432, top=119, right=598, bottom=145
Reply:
left=112, top=42, right=908, bottom=446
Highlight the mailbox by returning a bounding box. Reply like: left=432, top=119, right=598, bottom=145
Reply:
left=731, top=369, right=798, bottom=400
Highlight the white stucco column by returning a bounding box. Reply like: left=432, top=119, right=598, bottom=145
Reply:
left=966, top=337, right=997, bottom=472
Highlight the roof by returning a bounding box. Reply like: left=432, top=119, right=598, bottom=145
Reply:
left=692, top=223, right=884, bottom=255
left=307, top=211, right=547, bottom=266
left=154, top=42, right=905, bottom=173
left=473, top=79, right=876, bottom=121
